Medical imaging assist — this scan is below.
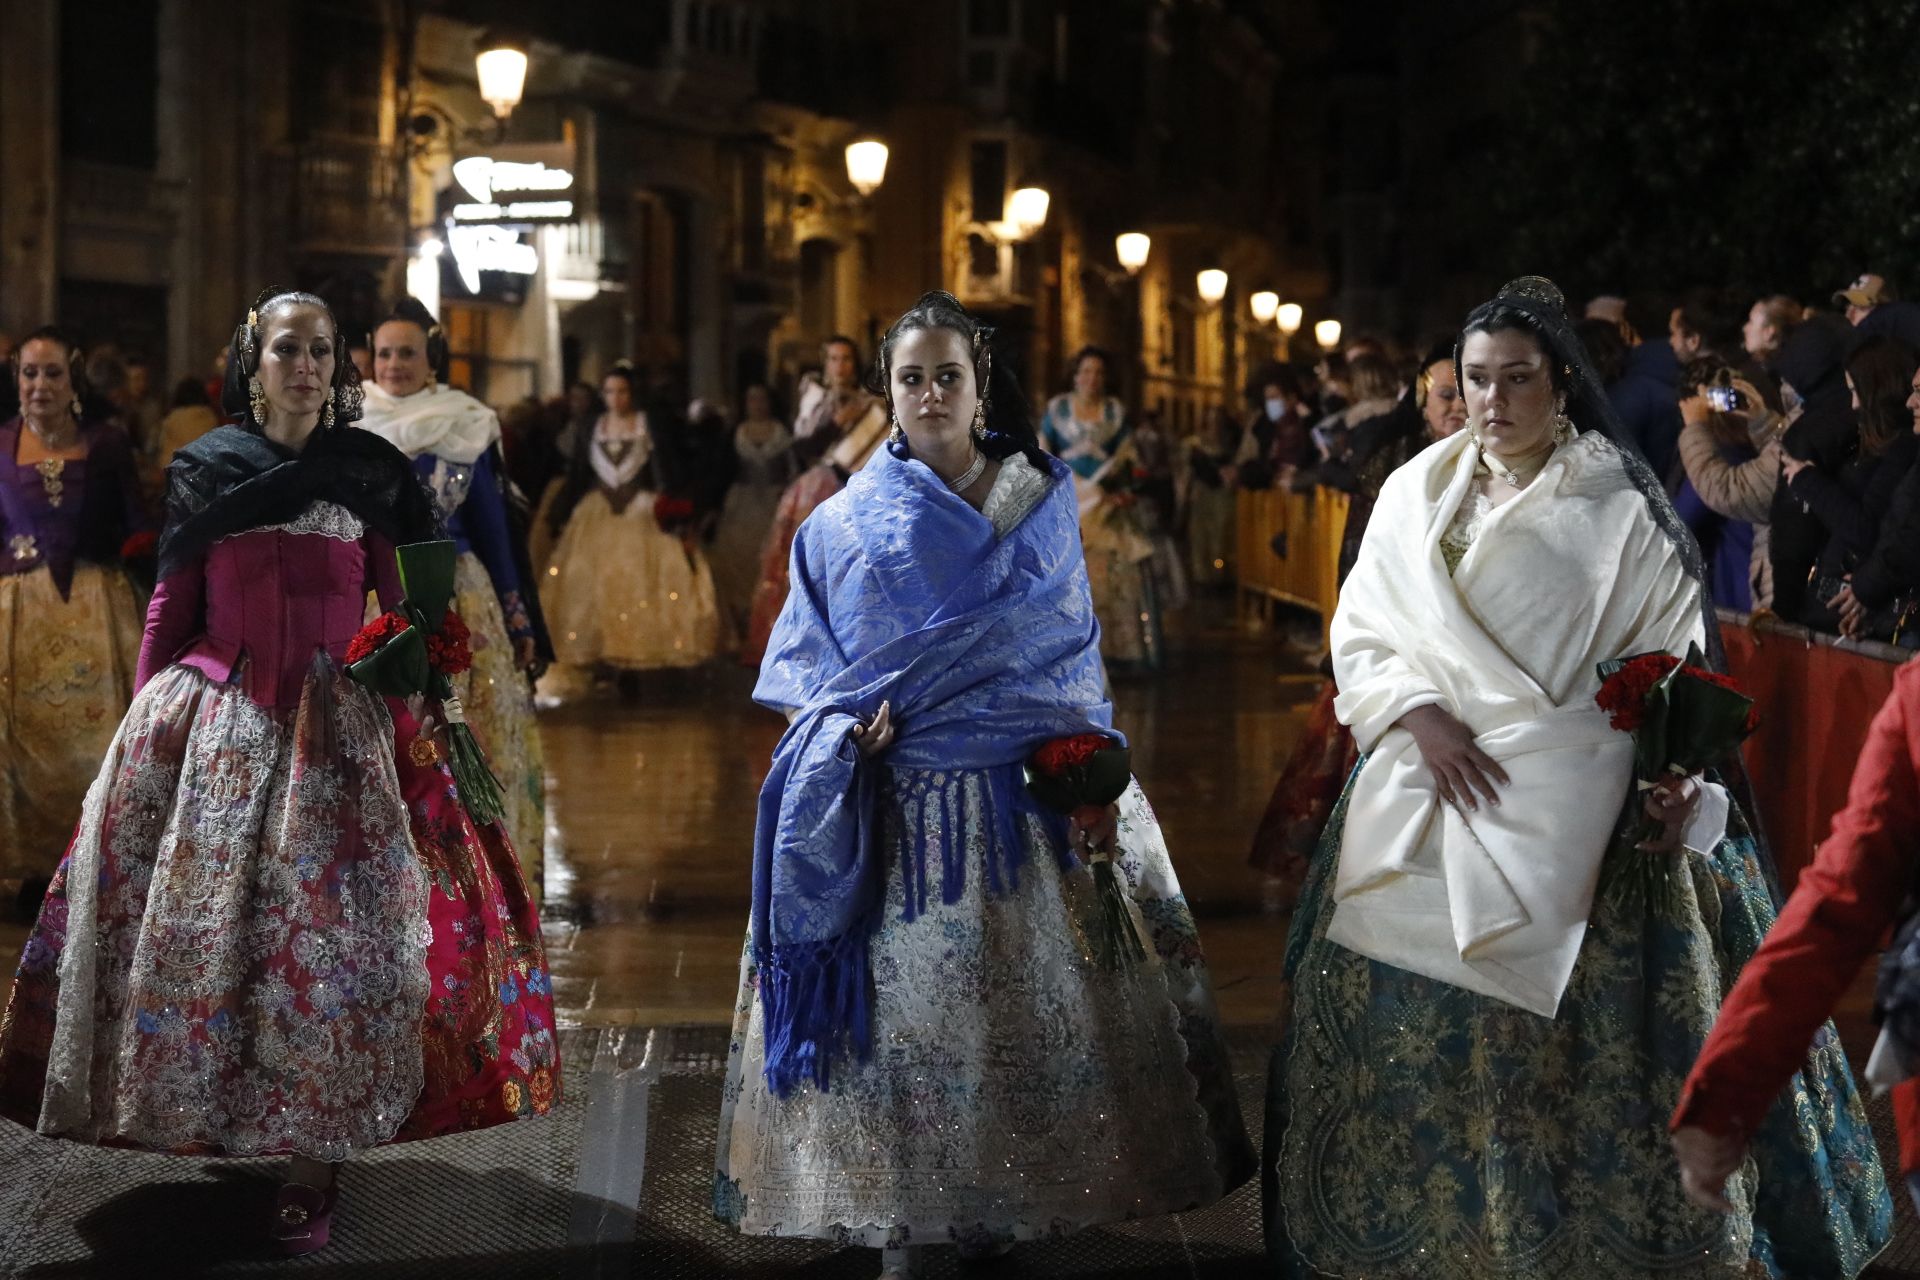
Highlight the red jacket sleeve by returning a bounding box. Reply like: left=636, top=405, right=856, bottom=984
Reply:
left=134, top=556, right=207, bottom=692
left=1672, top=662, right=1920, bottom=1139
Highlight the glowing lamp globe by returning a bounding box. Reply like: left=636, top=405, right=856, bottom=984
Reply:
left=1115, top=232, right=1151, bottom=275
left=1250, top=290, right=1279, bottom=323
left=1315, top=319, right=1343, bottom=350
left=475, top=38, right=529, bottom=119
left=1196, top=269, right=1228, bottom=305
left=845, top=140, right=889, bottom=197
left=1276, top=302, right=1304, bottom=335
left=1008, top=185, right=1051, bottom=237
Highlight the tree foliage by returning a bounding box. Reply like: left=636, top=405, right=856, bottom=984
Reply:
left=1491, top=0, right=1920, bottom=302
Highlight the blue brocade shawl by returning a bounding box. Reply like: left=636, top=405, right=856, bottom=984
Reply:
left=751, top=441, right=1116, bottom=1096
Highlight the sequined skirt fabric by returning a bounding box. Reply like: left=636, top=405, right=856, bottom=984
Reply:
left=451, top=551, right=546, bottom=901
left=545, top=489, right=721, bottom=671
left=0, top=655, right=561, bottom=1157
left=716, top=769, right=1254, bottom=1248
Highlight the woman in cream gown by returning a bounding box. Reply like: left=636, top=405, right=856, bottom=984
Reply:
left=1264, top=277, right=1891, bottom=1280
left=542, top=367, right=720, bottom=681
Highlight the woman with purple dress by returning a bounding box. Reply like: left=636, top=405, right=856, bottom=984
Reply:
left=0, top=290, right=559, bottom=1256
left=0, top=327, right=151, bottom=907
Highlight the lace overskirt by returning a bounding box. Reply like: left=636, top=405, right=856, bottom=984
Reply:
left=0, top=655, right=561, bottom=1157
left=715, top=770, right=1254, bottom=1247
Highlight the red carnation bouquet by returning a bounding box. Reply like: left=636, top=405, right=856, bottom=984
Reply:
left=1593, top=643, right=1756, bottom=909
left=1024, top=732, right=1144, bottom=970
left=344, top=540, right=505, bottom=826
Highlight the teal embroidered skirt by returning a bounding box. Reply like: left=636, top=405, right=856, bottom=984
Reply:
left=1265, top=778, right=1893, bottom=1279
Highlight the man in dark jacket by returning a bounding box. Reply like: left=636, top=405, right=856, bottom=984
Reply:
left=1768, top=313, right=1858, bottom=622
left=1606, top=305, right=1686, bottom=485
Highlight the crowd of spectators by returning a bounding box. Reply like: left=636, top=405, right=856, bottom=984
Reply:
left=1219, top=271, right=1920, bottom=651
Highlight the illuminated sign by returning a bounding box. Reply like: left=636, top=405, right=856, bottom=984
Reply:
left=448, top=144, right=577, bottom=224
left=448, top=224, right=538, bottom=293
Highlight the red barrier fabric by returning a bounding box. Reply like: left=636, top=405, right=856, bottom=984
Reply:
left=1720, top=621, right=1907, bottom=891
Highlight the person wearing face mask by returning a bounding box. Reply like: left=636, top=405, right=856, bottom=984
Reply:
left=0, top=290, right=560, bottom=1256
left=1040, top=346, right=1164, bottom=669
left=1263, top=277, right=1890, bottom=1280
left=715, top=292, right=1251, bottom=1280
left=0, top=327, right=153, bottom=916
left=1247, top=342, right=1466, bottom=894
left=357, top=297, right=552, bottom=898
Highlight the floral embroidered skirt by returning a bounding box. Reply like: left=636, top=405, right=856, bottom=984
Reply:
left=0, top=563, right=142, bottom=880
left=545, top=491, right=721, bottom=672
left=1264, top=778, right=1893, bottom=1280
left=452, top=551, right=546, bottom=902
left=715, top=769, right=1254, bottom=1248
left=0, top=653, right=560, bottom=1158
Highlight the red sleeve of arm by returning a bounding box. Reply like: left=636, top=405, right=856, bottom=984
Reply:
left=1672, top=667, right=1920, bottom=1137
left=134, top=557, right=206, bottom=692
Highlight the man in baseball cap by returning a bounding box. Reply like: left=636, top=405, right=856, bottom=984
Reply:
left=1833, top=273, right=1893, bottom=325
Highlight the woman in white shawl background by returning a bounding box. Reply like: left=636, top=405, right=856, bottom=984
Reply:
left=359, top=299, right=551, bottom=897
left=1262, top=277, right=1891, bottom=1279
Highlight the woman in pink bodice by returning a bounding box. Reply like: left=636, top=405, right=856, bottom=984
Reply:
left=0, top=290, right=560, bottom=1256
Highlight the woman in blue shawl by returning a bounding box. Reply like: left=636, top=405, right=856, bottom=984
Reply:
left=714, top=292, right=1252, bottom=1279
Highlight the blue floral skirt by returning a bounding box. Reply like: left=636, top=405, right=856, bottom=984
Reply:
left=1264, top=776, right=1893, bottom=1279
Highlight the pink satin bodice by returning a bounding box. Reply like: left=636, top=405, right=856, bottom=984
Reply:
left=135, top=502, right=402, bottom=709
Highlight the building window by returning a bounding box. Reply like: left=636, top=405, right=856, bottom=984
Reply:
left=61, top=0, right=158, bottom=168
left=969, top=140, right=1007, bottom=224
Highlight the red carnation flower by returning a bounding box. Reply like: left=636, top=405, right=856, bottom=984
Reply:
left=347, top=611, right=411, bottom=665
left=1032, top=732, right=1114, bottom=776
left=425, top=608, right=473, bottom=676
left=1687, top=667, right=1762, bottom=732
left=1593, top=653, right=1679, bottom=732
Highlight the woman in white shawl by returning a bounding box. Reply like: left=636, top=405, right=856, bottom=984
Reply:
left=359, top=299, right=550, bottom=898
left=1262, top=277, right=1891, bottom=1279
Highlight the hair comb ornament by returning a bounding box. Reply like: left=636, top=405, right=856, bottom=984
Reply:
left=1497, top=275, right=1568, bottom=316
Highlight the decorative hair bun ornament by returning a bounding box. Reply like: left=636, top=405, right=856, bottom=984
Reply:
left=1496, top=275, right=1569, bottom=317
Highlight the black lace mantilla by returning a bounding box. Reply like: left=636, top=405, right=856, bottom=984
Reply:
left=156, top=424, right=441, bottom=579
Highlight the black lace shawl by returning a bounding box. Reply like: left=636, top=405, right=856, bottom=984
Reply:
left=156, top=424, right=441, bottom=579
left=1456, top=276, right=1779, bottom=897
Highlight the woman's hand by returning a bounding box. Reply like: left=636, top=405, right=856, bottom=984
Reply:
left=1068, top=802, right=1119, bottom=856
left=1779, top=453, right=1813, bottom=484
left=1398, top=704, right=1509, bottom=811
left=1679, top=390, right=1712, bottom=428
left=849, top=700, right=894, bottom=756
left=1638, top=775, right=1701, bottom=854
left=1827, top=580, right=1866, bottom=638
left=1670, top=1126, right=1744, bottom=1213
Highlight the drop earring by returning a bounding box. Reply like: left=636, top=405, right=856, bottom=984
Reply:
left=248, top=376, right=269, bottom=425
left=888, top=413, right=905, bottom=444
left=321, top=385, right=337, bottom=429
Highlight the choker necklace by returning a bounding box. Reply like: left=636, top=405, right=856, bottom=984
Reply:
left=1476, top=438, right=1557, bottom=491
left=946, top=449, right=987, bottom=492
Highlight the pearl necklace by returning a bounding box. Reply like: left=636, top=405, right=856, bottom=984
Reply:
left=946, top=449, right=987, bottom=493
